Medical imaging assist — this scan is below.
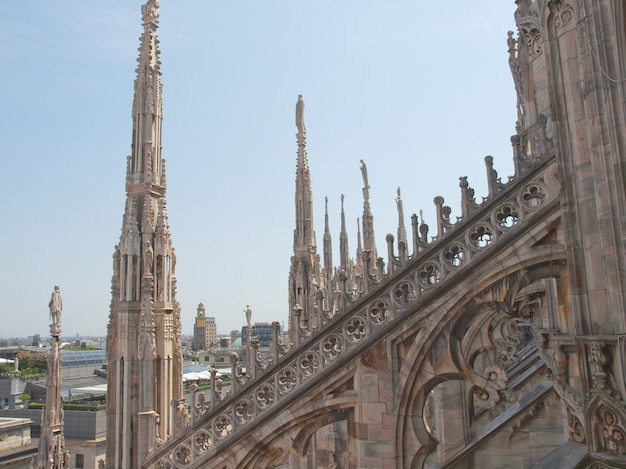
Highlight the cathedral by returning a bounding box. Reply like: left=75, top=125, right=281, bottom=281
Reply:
left=107, top=0, right=626, bottom=468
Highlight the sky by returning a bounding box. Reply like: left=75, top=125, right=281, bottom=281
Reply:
left=0, top=2, right=519, bottom=339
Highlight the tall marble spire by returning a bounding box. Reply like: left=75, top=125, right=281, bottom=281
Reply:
left=339, top=194, right=350, bottom=271
left=289, top=94, right=322, bottom=344
left=293, top=94, right=316, bottom=251
left=38, top=285, right=68, bottom=469
left=107, top=1, right=183, bottom=467
left=359, top=160, right=378, bottom=266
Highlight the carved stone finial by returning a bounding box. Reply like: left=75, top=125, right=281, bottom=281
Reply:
left=142, top=0, right=160, bottom=25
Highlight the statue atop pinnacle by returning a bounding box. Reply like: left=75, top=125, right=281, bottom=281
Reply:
left=296, top=94, right=306, bottom=134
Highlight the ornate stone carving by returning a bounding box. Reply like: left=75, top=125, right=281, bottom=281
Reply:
left=155, top=458, right=172, bottom=469
left=443, top=243, right=465, bottom=268
left=468, top=224, right=494, bottom=249
left=345, top=317, right=367, bottom=342
left=255, top=383, right=275, bottom=408
left=173, top=444, right=191, bottom=466
left=521, top=184, right=546, bottom=209
left=368, top=299, right=390, bottom=324
left=593, top=405, right=626, bottom=455
left=588, top=340, right=610, bottom=391
left=193, top=430, right=212, bottom=453
left=299, top=351, right=321, bottom=377
left=494, top=204, right=519, bottom=229
left=418, top=262, right=442, bottom=288
left=392, top=280, right=417, bottom=305
left=321, top=334, right=344, bottom=360
left=549, top=0, right=574, bottom=29
left=567, top=406, right=586, bottom=443
left=474, top=366, right=508, bottom=410
left=214, top=415, right=233, bottom=439
left=234, top=399, right=254, bottom=425
left=514, top=0, right=543, bottom=58
left=277, top=367, right=298, bottom=394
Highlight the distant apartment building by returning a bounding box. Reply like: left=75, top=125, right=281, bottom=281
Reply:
left=241, top=322, right=274, bottom=347
left=192, top=303, right=218, bottom=351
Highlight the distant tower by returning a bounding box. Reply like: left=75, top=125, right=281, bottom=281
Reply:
left=193, top=303, right=218, bottom=350
left=106, top=1, right=183, bottom=467
left=38, top=285, right=68, bottom=469
left=288, top=95, right=323, bottom=344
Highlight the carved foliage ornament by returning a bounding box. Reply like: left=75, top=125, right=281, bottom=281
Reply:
left=514, top=0, right=542, bottom=58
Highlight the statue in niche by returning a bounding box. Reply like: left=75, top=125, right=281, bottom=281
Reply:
left=144, top=241, right=154, bottom=276
left=49, top=285, right=62, bottom=325
left=156, top=256, right=163, bottom=299
left=113, top=244, right=120, bottom=277
left=296, top=95, right=306, bottom=134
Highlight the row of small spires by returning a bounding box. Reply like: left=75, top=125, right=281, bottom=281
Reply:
left=316, top=119, right=550, bottom=272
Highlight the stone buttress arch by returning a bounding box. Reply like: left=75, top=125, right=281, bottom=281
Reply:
left=395, top=239, right=566, bottom=469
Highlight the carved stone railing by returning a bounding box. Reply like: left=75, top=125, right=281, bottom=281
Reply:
left=143, top=138, right=556, bottom=469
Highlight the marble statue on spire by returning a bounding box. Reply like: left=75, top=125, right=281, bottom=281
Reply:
left=360, top=159, right=369, bottom=190
left=49, top=284, right=62, bottom=325
left=296, top=94, right=306, bottom=134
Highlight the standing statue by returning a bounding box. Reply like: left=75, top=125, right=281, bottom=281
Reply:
left=296, top=95, right=306, bottom=134
left=49, top=285, right=62, bottom=325
left=171, top=247, right=177, bottom=275
left=360, top=159, right=369, bottom=190
left=144, top=240, right=154, bottom=276
left=244, top=305, right=252, bottom=329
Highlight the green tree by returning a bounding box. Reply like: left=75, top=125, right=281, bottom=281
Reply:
left=16, top=350, right=48, bottom=375
left=0, top=363, right=16, bottom=378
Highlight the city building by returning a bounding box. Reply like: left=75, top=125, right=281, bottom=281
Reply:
left=0, top=417, right=36, bottom=469
left=241, top=322, right=274, bottom=348
left=107, top=1, right=626, bottom=468
left=192, top=303, right=218, bottom=351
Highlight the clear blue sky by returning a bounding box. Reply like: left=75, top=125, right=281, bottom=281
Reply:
left=0, top=2, right=518, bottom=339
